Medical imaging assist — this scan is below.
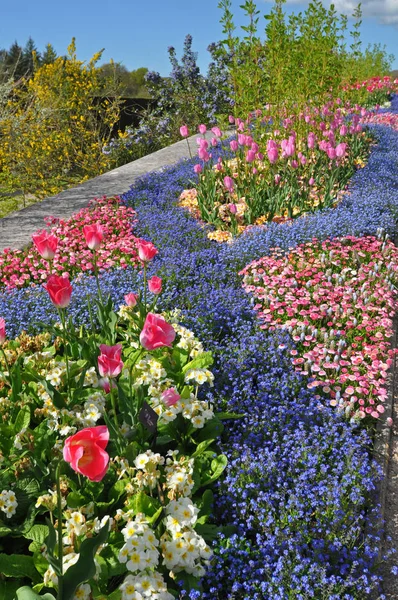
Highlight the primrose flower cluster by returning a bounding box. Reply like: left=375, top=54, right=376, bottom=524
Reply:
left=179, top=100, right=373, bottom=241
left=0, top=196, right=140, bottom=289
left=241, top=234, right=398, bottom=421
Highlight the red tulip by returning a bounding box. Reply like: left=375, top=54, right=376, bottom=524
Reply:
left=43, top=274, right=72, bottom=308
left=148, top=276, right=162, bottom=295
left=63, top=426, right=109, bottom=482
left=140, top=313, right=176, bottom=350
left=137, top=239, right=158, bottom=263
left=83, top=223, right=103, bottom=250
left=0, top=318, right=5, bottom=344
left=98, top=344, right=123, bottom=378
left=32, top=230, right=58, bottom=260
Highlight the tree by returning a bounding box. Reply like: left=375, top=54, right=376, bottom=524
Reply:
left=21, top=37, right=40, bottom=78
left=97, top=62, right=149, bottom=97
left=41, top=43, right=57, bottom=65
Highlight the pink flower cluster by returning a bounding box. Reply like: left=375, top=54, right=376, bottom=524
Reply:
left=360, top=111, right=398, bottom=131
left=0, top=197, right=140, bottom=289
left=241, top=235, right=398, bottom=421
left=347, top=75, right=398, bottom=94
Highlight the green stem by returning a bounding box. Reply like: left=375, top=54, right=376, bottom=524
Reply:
left=185, top=138, right=193, bottom=159
left=56, top=461, right=64, bottom=599
left=0, top=345, right=11, bottom=385
left=143, top=263, right=147, bottom=315
left=110, top=383, right=118, bottom=427
left=58, top=309, right=70, bottom=404
left=93, top=251, right=105, bottom=307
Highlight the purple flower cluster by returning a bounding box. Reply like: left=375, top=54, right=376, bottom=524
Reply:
left=2, top=99, right=398, bottom=597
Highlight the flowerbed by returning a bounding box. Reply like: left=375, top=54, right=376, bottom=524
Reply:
left=0, top=197, right=140, bottom=290
left=177, top=101, right=373, bottom=242
left=240, top=235, right=398, bottom=421
left=1, top=94, right=398, bottom=597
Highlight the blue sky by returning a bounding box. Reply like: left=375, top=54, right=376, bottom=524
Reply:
left=1, top=0, right=397, bottom=75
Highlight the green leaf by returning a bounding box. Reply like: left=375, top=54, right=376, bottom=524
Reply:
left=216, top=411, right=245, bottom=420
left=201, top=455, right=228, bottom=486
left=192, top=439, right=215, bottom=458
left=182, top=352, right=213, bottom=374
left=195, top=417, right=224, bottom=443
left=109, top=479, right=128, bottom=503
left=127, top=492, right=162, bottom=521
left=26, top=524, right=49, bottom=553
left=44, top=519, right=61, bottom=577
left=14, top=405, right=31, bottom=434
left=16, top=586, right=56, bottom=600
left=66, top=491, right=87, bottom=509
left=0, top=554, right=40, bottom=582
left=62, top=520, right=110, bottom=600
left=197, top=489, right=214, bottom=523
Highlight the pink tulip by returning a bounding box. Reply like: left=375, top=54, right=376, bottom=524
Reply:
left=63, top=426, right=109, bottom=482
left=180, top=125, right=189, bottom=137
left=246, top=150, right=256, bottom=163
left=137, top=239, right=158, bottom=263
left=229, top=203, right=237, bottom=214
left=307, top=133, right=316, bottom=149
left=326, top=146, right=336, bottom=160
left=162, top=388, right=180, bottom=407
left=291, top=160, right=298, bottom=169
left=211, top=137, right=218, bottom=147
left=309, top=177, right=315, bottom=186
left=335, top=142, right=347, bottom=158
left=230, top=140, right=238, bottom=152
left=281, top=139, right=295, bottom=157
left=228, top=115, right=235, bottom=124
left=148, top=276, right=162, bottom=295
left=194, top=164, right=203, bottom=174
left=198, top=148, right=210, bottom=161
left=198, top=138, right=209, bottom=149
left=0, top=318, right=5, bottom=344
left=98, top=344, right=123, bottom=378
left=32, top=230, right=58, bottom=260
left=43, top=274, right=72, bottom=308
left=140, top=313, right=176, bottom=351
left=124, top=293, right=138, bottom=307
left=224, top=176, right=234, bottom=191
left=198, top=124, right=207, bottom=134
left=251, top=142, right=259, bottom=153
left=274, top=174, right=281, bottom=184
left=83, top=224, right=103, bottom=251
left=211, top=127, right=222, bottom=138
left=340, top=125, right=348, bottom=136
left=238, top=134, right=246, bottom=146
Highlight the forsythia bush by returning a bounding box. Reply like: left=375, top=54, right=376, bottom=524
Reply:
left=0, top=39, right=121, bottom=199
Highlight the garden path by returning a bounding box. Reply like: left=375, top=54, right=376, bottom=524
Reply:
left=0, top=132, right=207, bottom=252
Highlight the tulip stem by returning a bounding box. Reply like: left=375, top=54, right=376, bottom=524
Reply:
left=93, top=251, right=105, bottom=307
left=110, top=385, right=118, bottom=427
left=55, top=461, right=64, bottom=598
left=58, top=309, right=70, bottom=403
left=143, top=264, right=147, bottom=314
left=185, top=138, right=192, bottom=159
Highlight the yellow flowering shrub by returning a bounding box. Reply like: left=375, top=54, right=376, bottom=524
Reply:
left=0, top=39, right=122, bottom=200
